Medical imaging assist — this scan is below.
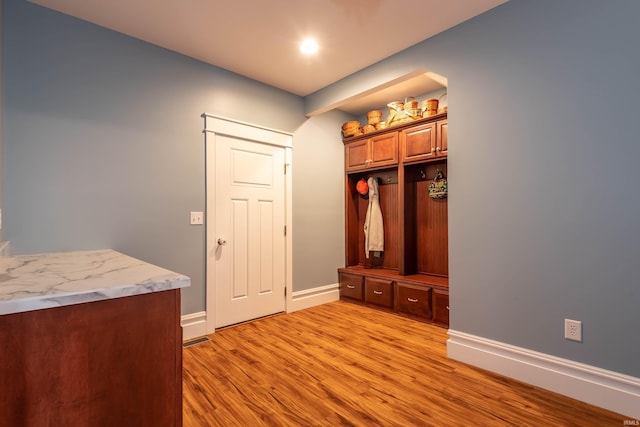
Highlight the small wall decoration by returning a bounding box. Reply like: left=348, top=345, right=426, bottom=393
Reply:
left=428, top=170, right=448, bottom=199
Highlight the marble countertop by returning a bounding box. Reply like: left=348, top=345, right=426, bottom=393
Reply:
left=0, top=249, right=190, bottom=316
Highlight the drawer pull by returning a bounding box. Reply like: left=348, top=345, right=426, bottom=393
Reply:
left=346, top=284, right=356, bottom=289
left=407, top=297, right=419, bottom=303
left=373, top=290, right=383, bottom=295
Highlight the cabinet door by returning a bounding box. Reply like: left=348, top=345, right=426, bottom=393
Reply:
left=432, top=289, right=449, bottom=325
left=401, top=122, right=437, bottom=163
left=345, top=139, right=369, bottom=172
left=437, top=119, right=448, bottom=158
left=369, top=132, right=398, bottom=168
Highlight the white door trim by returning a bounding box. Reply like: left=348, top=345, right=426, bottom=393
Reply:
left=202, top=114, right=293, bottom=334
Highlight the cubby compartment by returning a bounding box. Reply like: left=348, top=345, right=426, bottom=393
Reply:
left=345, top=169, right=399, bottom=270
left=402, top=161, right=448, bottom=277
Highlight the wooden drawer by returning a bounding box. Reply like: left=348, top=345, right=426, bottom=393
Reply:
left=339, top=272, right=364, bottom=301
left=364, top=277, right=394, bottom=309
left=396, top=282, right=432, bottom=319
left=433, top=289, right=450, bottom=325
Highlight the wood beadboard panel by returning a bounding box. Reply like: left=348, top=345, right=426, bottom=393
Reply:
left=345, top=175, right=361, bottom=266
left=415, top=162, right=448, bottom=276
left=399, top=165, right=417, bottom=275
left=354, top=174, right=399, bottom=270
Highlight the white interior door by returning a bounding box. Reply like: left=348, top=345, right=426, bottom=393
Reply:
left=211, top=132, right=286, bottom=328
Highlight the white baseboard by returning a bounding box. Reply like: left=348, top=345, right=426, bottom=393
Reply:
left=447, top=329, right=640, bottom=420
left=181, top=283, right=339, bottom=339
left=288, top=283, right=340, bottom=313
left=181, top=311, right=207, bottom=341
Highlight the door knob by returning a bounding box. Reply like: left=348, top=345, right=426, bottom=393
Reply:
left=217, top=238, right=227, bottom=246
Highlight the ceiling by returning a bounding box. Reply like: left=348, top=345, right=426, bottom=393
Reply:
left=29, top=0, right=507, bottom=115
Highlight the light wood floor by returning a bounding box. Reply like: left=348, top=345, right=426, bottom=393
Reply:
left=183, top=301, right=625, bottom=426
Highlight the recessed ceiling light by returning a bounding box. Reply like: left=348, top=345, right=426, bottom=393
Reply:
left=300, top=38, right=319, bottom=55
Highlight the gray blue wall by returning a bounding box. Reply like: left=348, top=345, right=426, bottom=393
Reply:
left=446, top=0, right=639, bottom=379
left=312, top=0, right=640, bottom=377
left=0, top=0, right=4, bottom=241
left=3, top=0, right=639, bottom=382
left=2, top=0, right=346, bottom=314
left=292, top=109, right=350, bottom=289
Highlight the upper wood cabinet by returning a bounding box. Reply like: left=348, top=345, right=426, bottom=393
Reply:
left=437, top=119, right=448, bottom=157
left=345, top=132, right=398, bottom=172
left=400, top=118, right=447, bottom=163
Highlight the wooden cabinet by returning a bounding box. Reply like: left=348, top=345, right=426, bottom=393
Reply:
left=0, top=290, right=183, bottom=426
left=340, top=114, right=449, bottom=327
left=337, top=268, right=448, bottom=325
left=400, top=118, right=447, bottom=163
left=345, top=132, right=398, bottom=172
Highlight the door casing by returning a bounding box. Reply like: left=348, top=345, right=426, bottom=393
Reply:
left=203, top=114, right=293, bottom=334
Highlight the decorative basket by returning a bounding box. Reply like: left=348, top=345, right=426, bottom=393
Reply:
left=375, top=121, right=387, bottom=130
left=362, top=124, right=376, bottom=134
left=386, top=109, right=412, bottom=127
left=402, top=96, right=420, bottom=118
left=428, top=170, right=448, bottom=199
left=422, top=98, right=439, bottom=117
left=342, top=121, right=361, bottom=138
left=387, top=101, right=404, bottom=113
left=366, top=110, right=383, bottom=125
left=404, top=96, right=419, bottom=110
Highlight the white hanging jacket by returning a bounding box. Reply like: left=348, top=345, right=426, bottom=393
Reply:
left=364, top=177, right=384, bottom=258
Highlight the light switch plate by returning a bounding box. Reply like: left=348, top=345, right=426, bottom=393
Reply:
left=190, top=211, right=203, bottom=225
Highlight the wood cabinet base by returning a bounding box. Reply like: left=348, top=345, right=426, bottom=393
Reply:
left=0, top=290, right=183, bottom=427
left=338, top=267, right=449, bottom=327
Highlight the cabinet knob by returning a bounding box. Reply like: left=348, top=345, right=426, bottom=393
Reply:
left=431, top=148, right=436, bottom=152
left=436, top=147, right=441, bottom=151
left=217, top=238, right=227, bottom=246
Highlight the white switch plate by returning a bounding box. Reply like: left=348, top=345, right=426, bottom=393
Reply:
left=190, top=211, right=204, bottom=225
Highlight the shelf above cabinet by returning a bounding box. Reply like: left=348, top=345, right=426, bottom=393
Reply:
left=342, top=113, right=447, bottom=145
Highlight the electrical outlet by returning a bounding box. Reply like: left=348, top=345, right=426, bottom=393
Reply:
left=190, top=211, right=204, bottom=225
left=564, top=319, right=582, bottom=342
